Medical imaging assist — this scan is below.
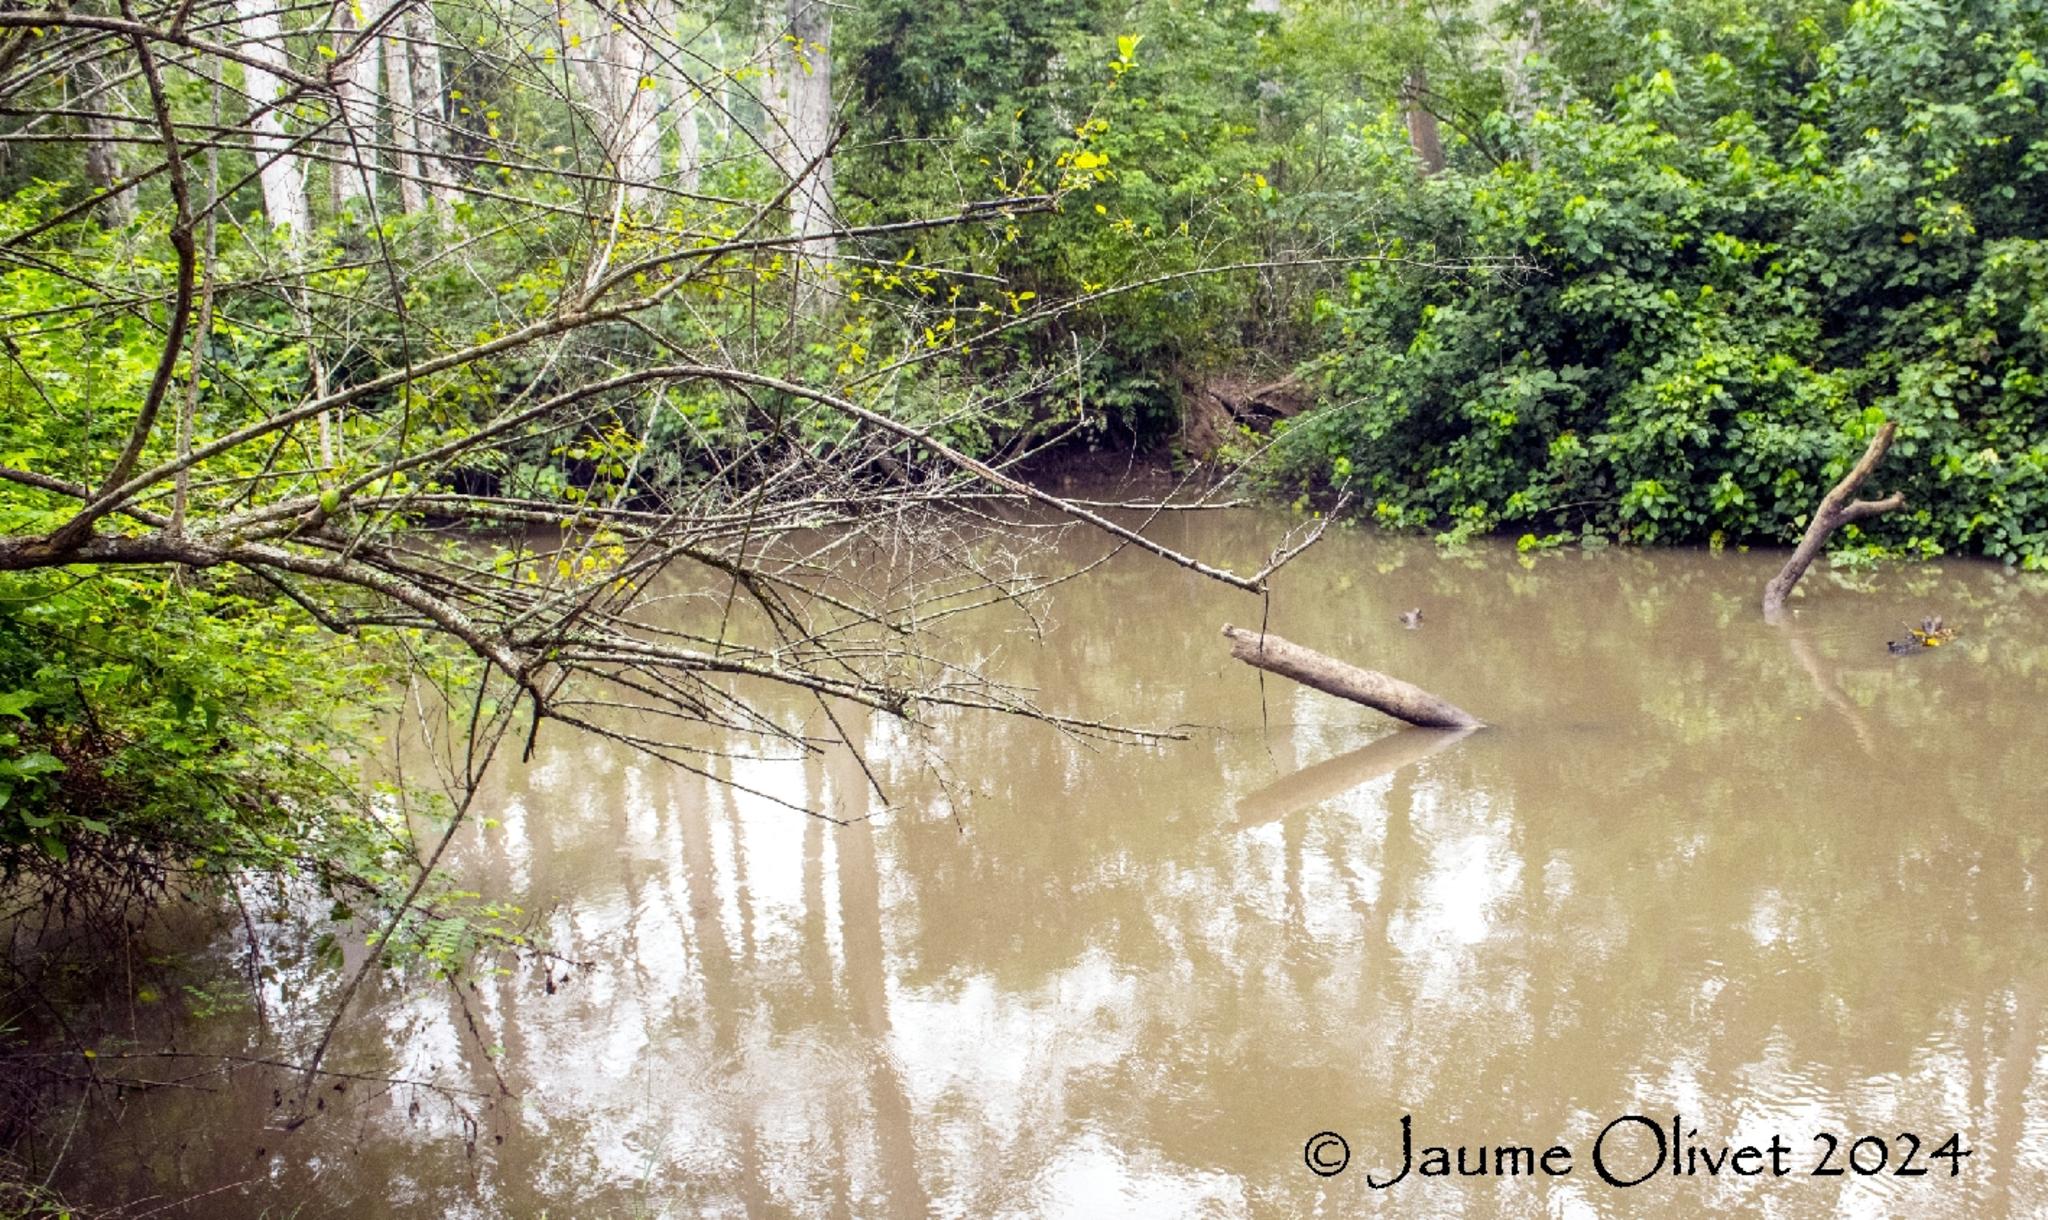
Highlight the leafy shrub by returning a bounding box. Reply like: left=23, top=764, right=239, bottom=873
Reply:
left=1279, top=0, right=2048, bottom=564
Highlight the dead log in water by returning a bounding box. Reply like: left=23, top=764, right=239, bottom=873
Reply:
left=1762, top=422, right=1905, bottom=622
left=1221, top=624, right=1483, bottom=729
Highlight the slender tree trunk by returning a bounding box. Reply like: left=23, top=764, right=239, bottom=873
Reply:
left=755, top=4, right=791, bottom=173
left=656, top=0, right=699, bottom=194
left=237, top=0, right=310, bottom=235
left=1505, top=5, right=1544, bottom=167
left=1402, top=67, right=1445, bottom=174
left=401, top=1, right=458, bottom=208
left=676, top=94, right=701, bottom=192
left=671, top=8, right=701, bottom=198
left=397, top=1, right=458, bottom=205
left=614, top=27, right=662, bottom=206
left=332, top=0, right=389, bottom=216
left=1505, top=5, right=1542, bottom=120
left=387, top=28, right=425, bottom=213
left=785, top=0, right=833, bottom=237
left=572, top=3, right=662, bottom=210
left=709, top=26, right=734, bottom=148
left=785, top=0, right=833, bottom=310
left=76, top=59, right=135, bottom=225
left=561, top=2, right=610, bottom=186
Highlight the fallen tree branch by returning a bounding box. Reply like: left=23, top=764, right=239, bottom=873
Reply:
left=1761, top=422, right=1905, bottom=622
left=1221, top=624, right=1482, bottom=729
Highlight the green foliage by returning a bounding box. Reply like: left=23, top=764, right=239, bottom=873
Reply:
left=0, top=564, right=383, bottom=887
left=840, top=0, right=1316, bottom=446
left=0, top=216, right=504, bottom=954
left=1278, top=0, right=2048, bottom=565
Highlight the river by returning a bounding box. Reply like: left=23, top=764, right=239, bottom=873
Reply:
left=52, top=508, right=2048, bottom=1217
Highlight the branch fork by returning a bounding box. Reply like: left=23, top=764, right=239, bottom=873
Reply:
left=1761, top=422, right=1905, bottom=622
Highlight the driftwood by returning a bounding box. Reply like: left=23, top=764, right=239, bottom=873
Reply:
left=1761, top=422, right=1905, bottom=622
left=1221, top=624, right=1482, bottom=729
left=1238, top=726, right=1475, bottom=827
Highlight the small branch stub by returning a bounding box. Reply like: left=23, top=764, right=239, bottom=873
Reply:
left=1221, top=624, right=1482, bottom=729
left=1761, top=421, right=1905, bottom=622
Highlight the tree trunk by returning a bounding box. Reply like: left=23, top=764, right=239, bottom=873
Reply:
left=401, top=1, right=458, bottom=208
left=237, top=0, right=310, bottom=235
left=708, top=26, right=734, bottom=148
left=1402, top=67, right=1446, bottom=174
left=75, top=59, right=134, bottom=225
left=387, top=28, right=425, bottom=214
left=1760, top=422, right=1904, bottom=622
left=609, top=18, right=662, bottom=207
left=672, top=22, right=701, bottom=198
left=784, top=0, right=833, bottom=309
left=1221, top=624, right=1482, bottom=728
left=755, top=6, right=790, bottom=172
left=1505, top=5, right=1543, bottom=167
left=331, top=0, right=388, bottom=216
left=570, top=3, right=663, bottom=210
left=653, top=0, right=695, bottom=194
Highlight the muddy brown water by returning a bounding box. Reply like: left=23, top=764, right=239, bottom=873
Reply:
left=47, top=511, right=2048, bottom=1217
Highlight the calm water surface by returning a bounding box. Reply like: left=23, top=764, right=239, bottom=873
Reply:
left=59, top=510, right=2048, bottom=1217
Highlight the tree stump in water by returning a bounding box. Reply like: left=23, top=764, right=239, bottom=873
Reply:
left=1762, top=422, right=1905, bottom=622
left=1221, top=624, right=1482, bottom=729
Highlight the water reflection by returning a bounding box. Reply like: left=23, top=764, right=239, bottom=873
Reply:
left=1237, top=727, right=1475, bottom=828
left=57, top=513, right=2048, bottom=1216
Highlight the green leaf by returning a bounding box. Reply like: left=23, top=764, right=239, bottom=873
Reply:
left=11, top=752, right=63, bottom=777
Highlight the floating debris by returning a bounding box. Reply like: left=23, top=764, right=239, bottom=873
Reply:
left=1888, top=615, right=1959, bottom=654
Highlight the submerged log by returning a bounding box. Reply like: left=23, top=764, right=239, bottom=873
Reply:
left=1221, top=624, right=1482, bottom=729
left=1761, top=422, right=1905, bottom=622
